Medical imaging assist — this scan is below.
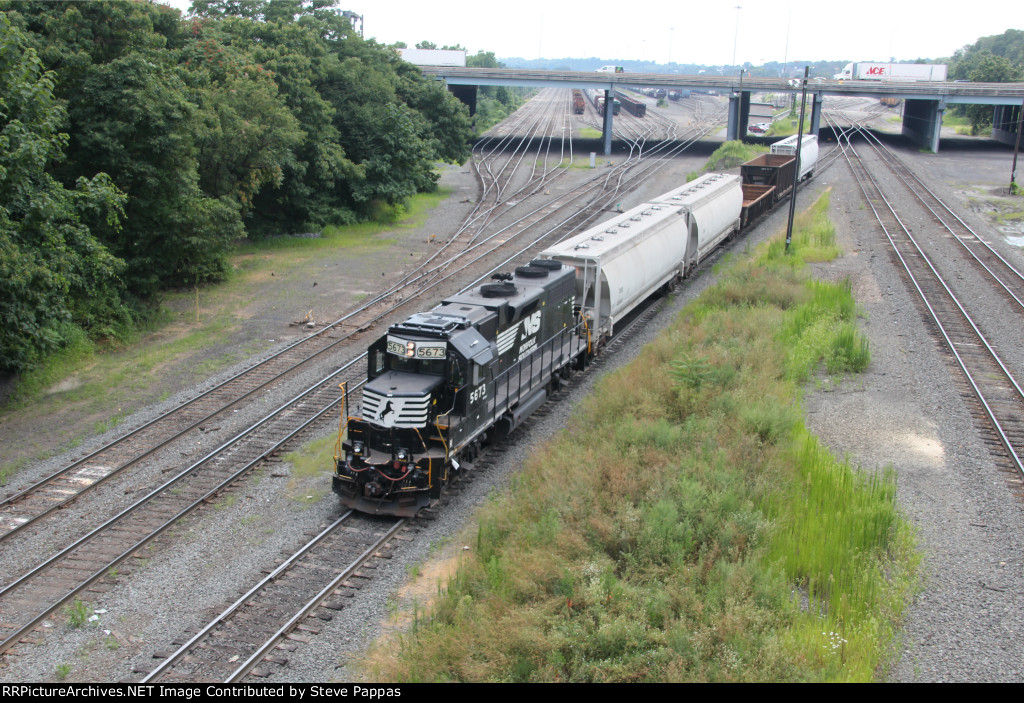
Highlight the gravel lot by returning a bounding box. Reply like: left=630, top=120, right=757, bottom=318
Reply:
left=1, top=121, right=1023, bottom=682
left=808, top=134, right=1024, bottom=682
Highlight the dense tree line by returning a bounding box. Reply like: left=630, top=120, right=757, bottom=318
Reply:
left=0, top=0, right=473, bottom=375
left=948, top=29, right=1024, bottom=133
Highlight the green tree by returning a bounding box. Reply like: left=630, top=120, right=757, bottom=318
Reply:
left=950, top=50, right=1023, bottom=133
left=10, top=0, right=246, bottom=295
left=0, top=15, right=130, bottom=373
left=193, top=0, right=471, bottom=229
left=961, top=29, right=1024, bottom=67
left=67, top=51, right=242, bottom=295
left=195, top=6, right=364, bottom=232
left=178, top=24, right=304, bottom=217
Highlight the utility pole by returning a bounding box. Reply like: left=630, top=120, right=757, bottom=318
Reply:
left=785, top=66, right=809, bottom=254
left=1011, top=97, right=1023, bottom=194
left=732, top=6, right=742, bottom=69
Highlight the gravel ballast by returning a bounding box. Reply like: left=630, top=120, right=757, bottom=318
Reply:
left=1, top=127, right=1023, bottom=683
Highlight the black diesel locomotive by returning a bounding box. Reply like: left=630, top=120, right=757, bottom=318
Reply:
left=333, top=261, right=586, bottom=516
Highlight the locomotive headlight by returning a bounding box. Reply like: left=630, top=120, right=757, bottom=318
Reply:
left=405, top=341, right=415, bottom=357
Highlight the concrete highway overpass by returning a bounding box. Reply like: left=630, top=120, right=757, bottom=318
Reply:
left=425, top=67, right=1024, bottom=154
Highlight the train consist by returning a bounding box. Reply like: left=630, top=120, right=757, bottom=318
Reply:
left=572, top=89, right=585, bottom=115
left=333, top=138, right=819, bottom=516
left=587, top=89, right=620, bottom=116
left=614, top=91, right=647, bottom=118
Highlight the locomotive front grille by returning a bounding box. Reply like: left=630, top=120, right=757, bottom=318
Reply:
left=361, top=388, right=430, bottom=428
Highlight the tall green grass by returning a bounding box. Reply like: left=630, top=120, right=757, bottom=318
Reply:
left=359, top=189, right=917, bottom=682
left=766, top=120, right=801, bottom=137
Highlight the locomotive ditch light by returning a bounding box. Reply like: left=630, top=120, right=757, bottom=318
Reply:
left=396, top=448, right=409, bottom=461
left=352, top=440, right=365, bottom=456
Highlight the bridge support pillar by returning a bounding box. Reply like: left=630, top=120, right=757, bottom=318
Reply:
left=727, top=91, right=751, bottom=141
left=902, top=98, right=946, bottom=153
left=810, top=92, right=822, bottom=135
left=447, top=84, right=477, bottom=116
left=603, top=89, right=614, bottom=155
left=993, top=103, right=1021, bottom=147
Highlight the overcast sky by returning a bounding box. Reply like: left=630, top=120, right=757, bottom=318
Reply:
left=160, top=0, right=1020, bottom=66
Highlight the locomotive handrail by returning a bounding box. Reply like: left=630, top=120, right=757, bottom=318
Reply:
left=433, top=421, right=449, bottom=461
left=414, top=426, right=431, bottom=456
left=333, top=382, right=350, bottom=461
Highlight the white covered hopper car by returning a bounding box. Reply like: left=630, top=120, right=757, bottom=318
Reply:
left=540, top=173, right=742, bottom=341
left=770, top=134, right=818, bottom=181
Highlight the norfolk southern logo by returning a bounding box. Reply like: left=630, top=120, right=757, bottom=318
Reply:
left=363, top=390, right=430, bottom=428
left=496, top=311, right=542, bottom=355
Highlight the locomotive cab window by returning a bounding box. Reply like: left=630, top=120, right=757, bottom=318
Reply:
left=449, top=358, right=466, bottom=387
left=368, top=344, right=386, bottom=379
left=387, top=353, right=445, bottom=376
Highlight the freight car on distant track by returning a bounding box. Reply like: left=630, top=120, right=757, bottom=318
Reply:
left=588, top=89, right=620, bottom=116
left=572, top=89, right=586, bottom=114
left=614, top=91, right=647, bottom=118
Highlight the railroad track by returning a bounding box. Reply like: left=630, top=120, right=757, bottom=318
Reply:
left=834, top=119, right=1024, bottom=497
left=856, top=128, right=1024, bottom=313
left=137, top=512, right=406, bottom=682
left=0, top=88, right=731, bottom=668
left=0, top=361, right=368, bottom=658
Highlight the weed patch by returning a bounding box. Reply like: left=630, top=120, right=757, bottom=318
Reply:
left=702, top=141, right=768, bottom=173
left=64, top=599, right=92, bottom=629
